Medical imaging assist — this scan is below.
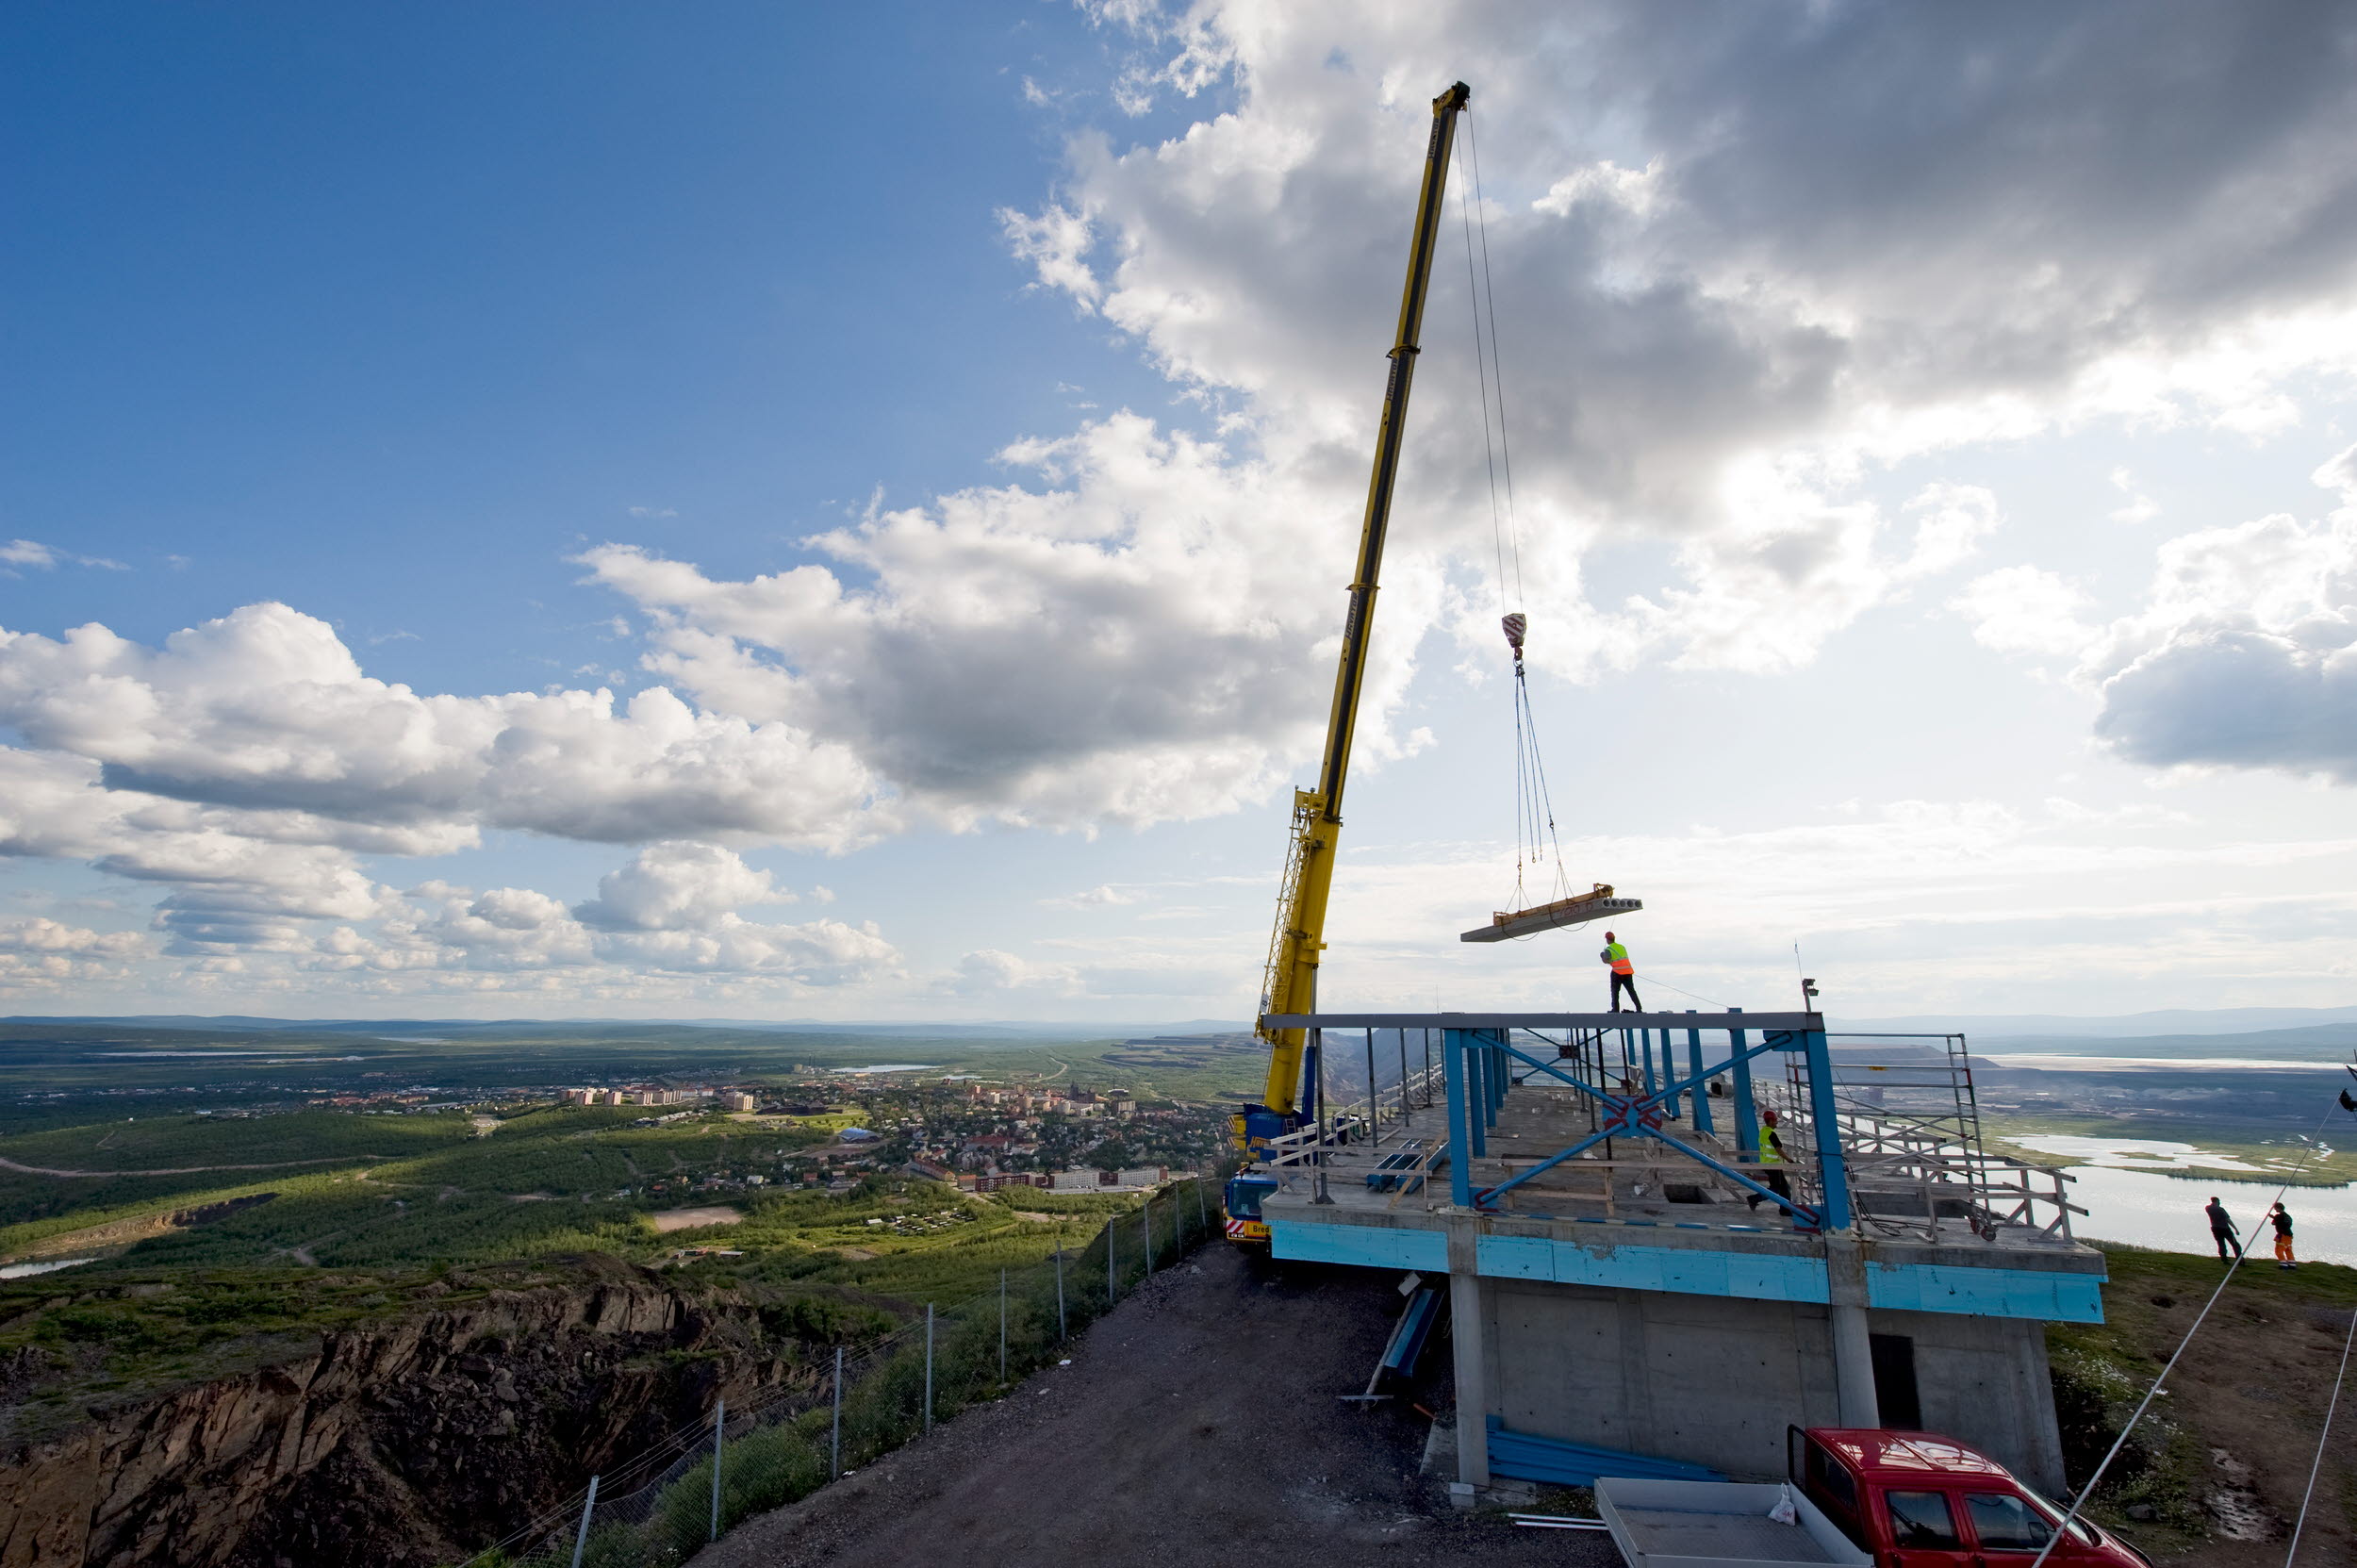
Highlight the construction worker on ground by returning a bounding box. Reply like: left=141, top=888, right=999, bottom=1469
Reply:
left=2270, top=1201, right=2298, bottom=1269
left=1600, top=931, right=1642, bottom=1012
left=1745, top=1106, right=1792, bottom=1213
left=2204, top=1195, right=2242, bottom=1261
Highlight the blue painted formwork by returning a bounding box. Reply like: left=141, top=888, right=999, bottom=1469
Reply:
left=1268, top=1219, right=1450, bottom=1273
left=1477, top=1234, right=1832, bottom=1303
left=1869, top=1259, right=2105, bottom=1324
left=1274, top=1219, right=2102, bottom=1322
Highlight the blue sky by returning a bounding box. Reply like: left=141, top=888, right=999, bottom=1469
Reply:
left=5, top=2, right=2357, bottom=1021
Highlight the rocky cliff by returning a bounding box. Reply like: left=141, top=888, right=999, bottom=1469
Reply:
left=0, top=1256, right=804, bottom=1568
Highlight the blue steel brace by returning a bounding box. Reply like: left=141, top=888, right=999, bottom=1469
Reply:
left=1470, top=1032, right=1821, bottom=1223
left=1729, top=1008, right=1757, bottom=1161
left=1469, top=1037, right=1490, bottom=1155
left=1801, top=1028, right=1853, bottom=1230
left=1686, top=1013, right=1714, bottom=1137
left=1442, top=1029, right=1474, bottom=1208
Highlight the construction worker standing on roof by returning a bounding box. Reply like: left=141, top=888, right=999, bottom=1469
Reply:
left=1601, top=931, right=1642, bottom=1013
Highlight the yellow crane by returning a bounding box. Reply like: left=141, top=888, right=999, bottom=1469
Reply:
left=1230, top=81, right=1470, bottom=1168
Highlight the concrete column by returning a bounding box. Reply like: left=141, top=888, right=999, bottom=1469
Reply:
left=1823, top=1235, right=1880, bottom=1428
left=1449, top=1270, right=1492, bottom=1486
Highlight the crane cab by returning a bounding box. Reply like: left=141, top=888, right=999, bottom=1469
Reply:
left=1223, top=1173, right=1277, bottom=1246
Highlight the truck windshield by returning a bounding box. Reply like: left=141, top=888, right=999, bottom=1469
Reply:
left=2019, top=1488, right=2103, bottom=1547
left=1965, top=1493, right=2052, bottom=1548
left=1884, top=1491, right=1961, bottom=1548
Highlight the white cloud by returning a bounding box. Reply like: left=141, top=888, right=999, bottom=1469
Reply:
left=2088, top=452, right=2357, bottom=780
left=938, top=948, right=1081, bottom=997
left=1951, top=566, right=2098, bottom=657
left=0, top=602, right=887, bottom=850
left=312, top=846, right=901, bottom=988
left=1043, top=883, right=1143, bottom=909
left=1954, top=445, right=2357, bottom=783
left=0, top=539, right=123, bottom=572
left=0, top=916, right=147, bottom=990
left=573, top=840, right=793, bottom=931
left=569, top=0, right=2357, bottom=850
left=578, top=408, right=1422, bottom=832
left=2108, top=467, right=2159, bottom=525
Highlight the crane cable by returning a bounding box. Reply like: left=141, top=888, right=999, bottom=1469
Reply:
left=1457, top=108, right=1569, bottom=916
left=2027, top=1086, right=2353, bottom=1568
left=2284, top=1288, right=2357, bottom=1567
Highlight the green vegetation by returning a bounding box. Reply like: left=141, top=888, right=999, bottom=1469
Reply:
left=2050, top=1244, right=2357, bottom=1554
left=477, top=1185, right=1215, bottom=1568
left=0, top=1110, right=477, bottom=1226
left=1983, top=1114, right=2357, bottom=1187
left=0, top=1256, right=570, bottom=1440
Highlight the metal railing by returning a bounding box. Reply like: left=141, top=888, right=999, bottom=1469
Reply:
left=1769, top=1036, right=2082, bottom=1246
left=1258, top=1019, right=2084, bottom=1247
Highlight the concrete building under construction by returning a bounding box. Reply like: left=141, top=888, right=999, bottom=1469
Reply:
left=1244, top=1009, right=2099, bottom=1495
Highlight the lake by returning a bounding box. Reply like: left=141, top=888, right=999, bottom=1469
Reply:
left=2014, top=1136, right=2357, bottom=1265
left=0, top=1258, right=95, bottom=1279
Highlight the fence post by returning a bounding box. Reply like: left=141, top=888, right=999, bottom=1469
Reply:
left=1143, top=1195, right=1155, bottom=1274
left=1195, top=1177, right=1208, bottom=1234
left=998, top=1267, right=1008, bottom=1385
left=569, top=1474, right=599, bottom=1568
left=1054, top=1242, right=1066, bottom=1339
left=923, top=1303, right=935, bottom=1433
left=1108, top=1213, right=1117, bottom=1305
left=831, top=1345, right=844, bottom=1480
left=709, top=1397, right=724, bottom=1543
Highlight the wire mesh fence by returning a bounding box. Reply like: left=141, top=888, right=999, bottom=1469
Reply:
left=458, top=1177, right=1218, bottom=1568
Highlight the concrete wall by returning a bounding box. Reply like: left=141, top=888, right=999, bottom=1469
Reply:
left=1474, top=1276, right=2066, bottom=1493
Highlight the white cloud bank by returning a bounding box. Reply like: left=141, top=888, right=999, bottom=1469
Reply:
left=1954, top=446, right=2357, bottom=784
left=8, top=1, right=2357, bottom=1005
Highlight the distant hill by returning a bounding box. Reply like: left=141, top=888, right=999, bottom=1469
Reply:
left=1842, top=1005, right=2357, bottom=1038
left=2, top=1015, right=1251, bottom=1038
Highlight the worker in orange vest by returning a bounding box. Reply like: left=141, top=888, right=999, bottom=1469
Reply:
left=1600, top=931, right=1642, bottom=1013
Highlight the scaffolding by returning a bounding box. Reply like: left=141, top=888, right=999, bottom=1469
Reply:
left=1252, top=1013, right=2083, bottom=1249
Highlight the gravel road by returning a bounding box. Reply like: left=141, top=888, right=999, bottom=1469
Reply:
left=690, top=1241, right=1617, bottom=1568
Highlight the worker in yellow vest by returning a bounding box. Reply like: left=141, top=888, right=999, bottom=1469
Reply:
left=1600, top=931, right=1642, bottom=1013
left=1746, top=1106, right=1794, bottom=1212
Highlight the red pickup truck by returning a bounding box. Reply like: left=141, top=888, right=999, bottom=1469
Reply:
left=1792, top=1428, right=2151, bottom=1567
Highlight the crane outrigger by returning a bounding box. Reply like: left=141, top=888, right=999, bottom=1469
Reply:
left=1228, top=82, right=1470, bottom=1180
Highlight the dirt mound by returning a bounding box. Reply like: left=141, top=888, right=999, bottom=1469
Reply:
left=692, top=1244, right=1611, bottom=1568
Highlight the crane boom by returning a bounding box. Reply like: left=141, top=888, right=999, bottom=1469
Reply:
left=1243, top=81, right=1470, bottom=1148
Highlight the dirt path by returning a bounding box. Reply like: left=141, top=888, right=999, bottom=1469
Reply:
left=0, top=1152, right=383, bottom=1178
left=691, top=1245, right=1612, bottom=1568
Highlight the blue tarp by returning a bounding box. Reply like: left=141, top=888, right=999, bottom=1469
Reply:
left=1483, top=1416, right=1727, bottom=1488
